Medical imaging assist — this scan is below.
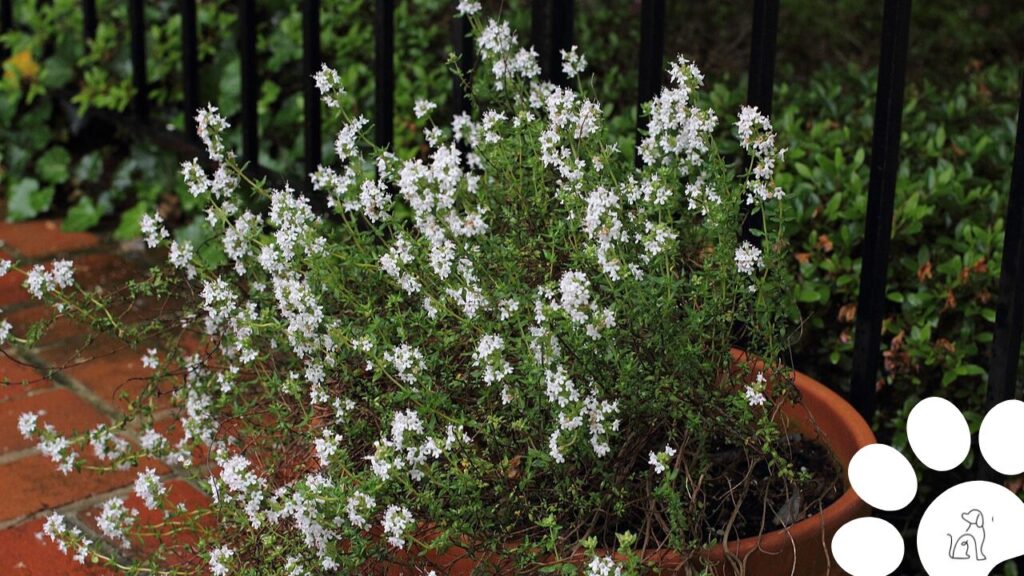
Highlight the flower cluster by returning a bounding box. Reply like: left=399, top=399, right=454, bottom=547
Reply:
left=560, top=45, right=587, bottom=77
left=96, top=498, right=138, bottom=549
left=737, top=105, right=786, bottom=204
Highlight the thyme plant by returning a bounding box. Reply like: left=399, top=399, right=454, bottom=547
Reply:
left=12, top=7, right=817, bottom=574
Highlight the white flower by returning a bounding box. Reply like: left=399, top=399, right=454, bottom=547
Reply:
left=133, top=467, right=165, bottom=510
left=413, top=99, right=437, bottom=119
left=382, top=504, right=414, bottom=548
left=422, top=296, right=438, bottom=319
left=558, top=270, right=592, bottom=325
left=180, top=159, right=209, bottom=197
left=745, top=386, right=767, bottom=407
left=23, top=260, right=75, bottom=300
left=50, top=260, right=74, bottom=289
left=17, top=411, right=40, bottom=439
left=560, top=45, right=587, bottom=77
left=384, top=344, right=426, bottom=384
left=734, top=241, right=763, bottom=276
left=648, top=445, right=677, bottom=475
left=139, top=428, right=168, bottom=453
left=195, top=105, right=230, bottom=162
left=548, top=429, right=565, bottom=464
left=169, top=240, right=197, bottom=279
left=498, top=298, right=519, bottom=320
left=334, top=116, right=369, bottom=164
left=313, top=64, right=346, bottom=109
left=477, top=20, right=540, bottom=90
left=0, top=259, right=11, bottom=277
left=346, top=491, right=375, bottom=530
left=0, top=319, right=11, bottom=345
left=736, top=105, right=785, bottom=204
left=472, top=334, right=512, bottom=385
left=456, top=0, right=481, bottom=16
left=141, top=348, right=159, bottom=370
left=140, top=212, right=169, bottom=248
left=37, top=426, right=77, bottom=474
left=90, top=426, right=130, bottom=464
left=444, top=424, right=471, bottom=450
left=638, top=56, right=717, bottom=175
left=314, top=429, right=342, bottom=467
left=97, top=497, right=138, bottom=548
left=209, top=545, right=234, bottom=576
left=41, top=512, right=67, bottom=541
left=587, top=556, right=623, bottom=576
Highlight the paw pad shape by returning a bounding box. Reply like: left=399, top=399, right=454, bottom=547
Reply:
left=832, top=397, right=1024, bottom=576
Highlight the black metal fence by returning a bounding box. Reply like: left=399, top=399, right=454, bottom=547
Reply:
left=2, top=0, right=1024, bottom=427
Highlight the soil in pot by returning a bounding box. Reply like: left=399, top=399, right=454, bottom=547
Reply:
left=697, top=433, right=843, bottom=544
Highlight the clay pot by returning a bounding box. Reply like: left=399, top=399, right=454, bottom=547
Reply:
left=693, top=350, right=876, bottom=575
left=382, top=350, right=875, bottom=575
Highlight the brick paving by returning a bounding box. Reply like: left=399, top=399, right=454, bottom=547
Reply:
left=0, top=219, right=207, bottom=575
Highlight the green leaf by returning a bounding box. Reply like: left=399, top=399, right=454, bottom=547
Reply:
left=113, top=202, right=148, bottom=240
left=40, top=56, right=74, bottom=88
left=796, top=284, right=821, bottom=303
left=63, top=197, right=102, bottom=231
left=852, top=147, right=866, bottom=169
left=36, top=146, right=71, bottom=184
left=981, top=308, right=997, bottom=323
left=794, top=162, right=813, bottom=179
left=74, top=152, right=103, bottom=183
left=175, top=218, right=227, bottom=268
left=7, top=178, right=53, bottom=220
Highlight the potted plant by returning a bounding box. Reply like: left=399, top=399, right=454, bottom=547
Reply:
left=14, top=5, right=873, bottom=575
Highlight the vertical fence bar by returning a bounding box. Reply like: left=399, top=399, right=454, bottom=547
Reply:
left=740, top=0, right=780, bottom=246
left=548, top=0, right=574, bottom=87
left=747, top=0, right=780, bottom=117
left=302, top=0, right=322, bottom=183
left=986, top=77, right=1024, bottom=411
left=0, top=0, right=11, bottom=60
left=634, top=0, right=666, bottom=166
left=128, top=0, right=148, bottom=121
left=181, top=0, right=199, bottom=139
left=531, top=1, right=548, bottom=80
left=240, top=0, right=258, bottom=164
left=374, top=0, right=394, bottom=150
left=451, top=12, right=474, bottom=117
left=850, top=0, right=912, bottom=420
left=82, top=0, right=97, bottom=41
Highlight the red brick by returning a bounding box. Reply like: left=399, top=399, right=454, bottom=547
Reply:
left=0, top=265, right=29, bottom=308
left=0, top=220, right=99, bottom=259
left=79, top=479, right=212, bottom=563
left=0, top=355, right=51, bottom=402
left=69, top=253, right=142, bottom=292
left=34, top=334, right=127, bottom=369
left=0, top=453, right=168, bottom=522
left=53, top=347, right=175, bottom=412
left=3, top=306, right=104, bottom=351
left=0, top=518, right=114, bottom=575
left=0, top=389, right=108, bottom=454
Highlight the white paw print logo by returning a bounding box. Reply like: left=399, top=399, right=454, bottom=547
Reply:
left=832, top=397, right=1024, bottom=575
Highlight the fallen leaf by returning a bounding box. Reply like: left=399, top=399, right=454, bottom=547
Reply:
left=837, top=303, right=857, bottom=324
left=917, top=261, right=933, bottom=282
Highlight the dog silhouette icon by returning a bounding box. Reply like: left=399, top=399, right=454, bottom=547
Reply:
left=948, top=509, right=986, bottom=560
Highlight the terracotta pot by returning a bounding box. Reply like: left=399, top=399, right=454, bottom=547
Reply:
left=692, top=350, right=876, bottom=575
left=383, top=351, right=875, bottom=575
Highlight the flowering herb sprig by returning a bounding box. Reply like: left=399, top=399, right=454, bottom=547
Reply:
left=13, top=10, right=811, bottom=575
